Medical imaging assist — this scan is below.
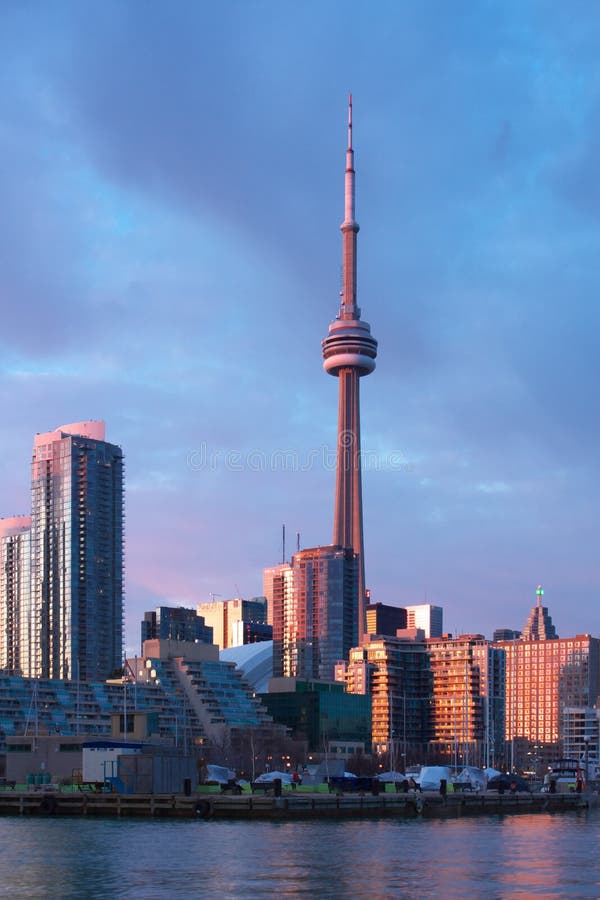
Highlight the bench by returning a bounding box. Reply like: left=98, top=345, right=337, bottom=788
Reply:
left=220, top=782, right=242, bottom=795
left=251, top=783, right=275, bottom=794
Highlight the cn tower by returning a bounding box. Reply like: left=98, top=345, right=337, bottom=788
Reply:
left=322, top=96, right=378, bottom=641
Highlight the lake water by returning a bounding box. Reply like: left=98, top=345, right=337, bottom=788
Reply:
left=0, top=810, right=599, bottom=899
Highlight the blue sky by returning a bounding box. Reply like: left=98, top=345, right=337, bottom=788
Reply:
left=2, top=0, right=599, bottom=652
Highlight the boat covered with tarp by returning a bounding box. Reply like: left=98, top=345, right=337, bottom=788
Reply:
left=454, top=766, right=487, bottom=791
left=416, top=766, right=451, bottom=790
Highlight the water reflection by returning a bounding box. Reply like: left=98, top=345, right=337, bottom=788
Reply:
left=0, top=811, right=599, bottom=899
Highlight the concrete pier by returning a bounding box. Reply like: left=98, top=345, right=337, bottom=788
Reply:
left=0, top=790, right=590, bottom=820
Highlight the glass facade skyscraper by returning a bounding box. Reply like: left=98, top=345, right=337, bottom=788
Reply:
left=141, top=605, right=213, bottom=648
left=29, top=421, right=123, bottom=681
left=365, top=602, right=407, bottom=637
left=0, top=517, right=31, bottom=674
left=196, top=596, right=268, bottom=649
left=266, top=546, right=357, bottom=682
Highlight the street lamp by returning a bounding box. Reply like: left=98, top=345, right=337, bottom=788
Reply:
left=402, top=693, right=407, bottom=769
left=584, top=735, right=590, bottom=790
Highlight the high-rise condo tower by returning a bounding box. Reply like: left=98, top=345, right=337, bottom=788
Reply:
left=29, top=421, right=124, bottom=681
left=0, top=516, right=31, bottom=674
left=322, top=97, right=377, bottom=641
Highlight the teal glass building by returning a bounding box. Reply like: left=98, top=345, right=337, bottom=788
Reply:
left=260, top=678, right=371, bottom=753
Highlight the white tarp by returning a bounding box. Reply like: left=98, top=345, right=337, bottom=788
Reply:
left=377, top=771, right=407, bottom=782
left=255, top=770, right=293, bottom=784
left=205, top=764, right=236, bottom=784
left=417, top=766, right=451, bottom=790
left=456, top=766, right=487, bottom=790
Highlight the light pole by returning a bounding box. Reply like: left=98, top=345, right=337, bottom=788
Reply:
left=584, top=735, right=590, bottom=790
left=389, top=691, right=394, bottom=772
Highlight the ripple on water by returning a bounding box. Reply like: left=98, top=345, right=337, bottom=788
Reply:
left=0, top=811, right=599, bottom=899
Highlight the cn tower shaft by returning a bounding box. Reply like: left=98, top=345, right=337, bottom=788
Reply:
left=322, top=97, right=377, bottom=642
left=333, top=367, right=365, bottom=597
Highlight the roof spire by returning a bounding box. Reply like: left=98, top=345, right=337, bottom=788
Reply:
left=341, top=93, right=359, bottom=318
left=348, top=93, right=353, bottom=151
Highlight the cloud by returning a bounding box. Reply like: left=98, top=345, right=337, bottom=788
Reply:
left=1, top=0, right=599, bottom=650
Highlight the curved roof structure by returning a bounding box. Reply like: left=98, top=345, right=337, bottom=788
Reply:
left=220, top=641, right=273, bottom=694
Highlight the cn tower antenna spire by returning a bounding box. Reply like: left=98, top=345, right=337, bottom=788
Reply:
left=341, top=92, right=359, bottom=319
left=348, top=93, right=353, bottom=150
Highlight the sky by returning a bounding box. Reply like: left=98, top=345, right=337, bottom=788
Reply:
left=2, top=0, right=599, bottom=653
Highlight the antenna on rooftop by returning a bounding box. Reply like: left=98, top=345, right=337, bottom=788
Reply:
left=282, top=524, right=286, bottom=564
left=296, top=531, right=300, bottom=553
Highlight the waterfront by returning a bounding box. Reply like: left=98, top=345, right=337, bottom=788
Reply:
left=1, top=810, right=599, bottom=899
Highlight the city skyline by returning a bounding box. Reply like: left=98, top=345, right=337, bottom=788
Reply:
left=2, top=3, right=599, bottom=652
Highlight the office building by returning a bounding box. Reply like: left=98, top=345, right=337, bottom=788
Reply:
left=493, top=628, right=521, bottom=642
left=498, top=633, right=600, bottom=763
left=29, top=421, right=124, bottom=681
left=260, top=677, right=371, bottom=754
left=231, top=618, right=272, bottom=646
left=426, top=634, right=505, bottom=768
left=267, top=545, right=357, bottom=682
left=321, top=97, right=378, bottom=640
left=404, top=604, right=443, bottom=638
left=141, top=606, right=213, bottom=649
left=521, top=585, right=558, bottom=640
left=366, top=602, right=406, bottom=637
left=0, top=517, right=31, bottom=674
left=196, top=596, right=268, bottom=650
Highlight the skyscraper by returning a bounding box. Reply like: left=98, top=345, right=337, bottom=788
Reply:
left=365, top=602, right=407, bottom=637
left=267, top=546, right=357, bottom=681
left=141, top=606, right=213, bottom=649
left=263, top=562, right=293, bottom=628
left=404, top=604, right=444, bottom=639
left=322, top=96, right=378, bottom=641
left=0, top=516, right=31, bottom=674
left=29, top=421, right=123, bottom=681
left=498, top=633, right=600, bottom=759
left=196, top=596, right=269, bottom=649
left=426, top=634, right=505, bottom=768
left=521, top=585, right=558, bottom=640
